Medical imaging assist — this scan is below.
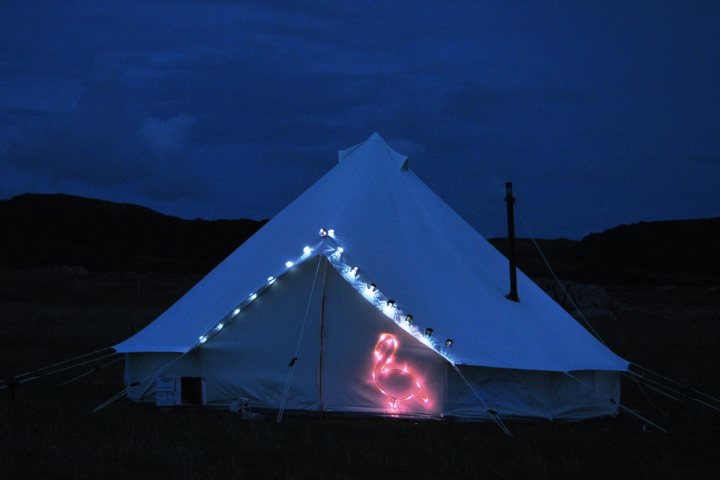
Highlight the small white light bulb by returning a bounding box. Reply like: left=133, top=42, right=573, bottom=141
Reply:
left=267, top=276, right=276, bottom=285
left=216, top=323, right=224, bottom=331
left=319, top=228, right=328, bottom=237
left=285, top=261, right=294, bottom=268
left=249, top=293, right=257, bottom=301
left=327, top=229, right=335, bottom=238
left=382, top=299, right=397, bottom=317
left=233, top=308, right=241, bottom=316
left=198, top=335, right=207, bottom=344
left=336, top=247, right=344, bottom=254
left=303, top=246, right=312, bottom=255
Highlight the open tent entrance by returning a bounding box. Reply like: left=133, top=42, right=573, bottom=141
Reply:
left=180, top=377, right=205, bottom=405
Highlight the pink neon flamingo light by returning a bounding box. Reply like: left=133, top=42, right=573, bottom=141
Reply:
left=372, top=333, right=429, bottom=411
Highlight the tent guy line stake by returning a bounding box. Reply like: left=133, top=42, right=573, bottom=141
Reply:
left=18, top=352, right=119, bottom=385
left=3, top=347, right=114, bottom=385
left=625, top=371, right=720, bottom=412
left=59, top=356, right=124, bottom=387
left=277, top=255, right=324, bottom=424
left=627, top=375, right=670, bottom=415
left=451, top=364, right=513, bottom=438
left=92, top=351, right=190, bottom=413
left=2, top=352, right=119, bottom=390
left=616, top=405, right=669, bottom=434
left=630, top=363, right=720, bottom=407
left=626, top=374, right=683, bottom=403
left=518, top=211, right=719, bottom=417
left=563, top=372, right=668, bottom=433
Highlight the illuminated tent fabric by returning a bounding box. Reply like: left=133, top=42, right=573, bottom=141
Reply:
left=115, top=133, right=628, bottom=420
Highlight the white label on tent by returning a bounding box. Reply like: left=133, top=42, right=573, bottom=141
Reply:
left=156, top=376, right=177, bottom=392
left=156, top=377, right=180, bottom=407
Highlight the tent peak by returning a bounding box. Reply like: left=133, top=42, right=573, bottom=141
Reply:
left=368, top=131, right=384, bottom=141
left=338, top=132, right=409, bottom=170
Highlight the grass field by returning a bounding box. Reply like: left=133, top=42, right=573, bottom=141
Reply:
left=1, top=268, right=719, bottom=479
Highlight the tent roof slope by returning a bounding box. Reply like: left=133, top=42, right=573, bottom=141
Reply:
left=114, top=133, right=628, bottom=373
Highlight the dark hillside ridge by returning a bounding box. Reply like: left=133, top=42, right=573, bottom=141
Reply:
left=570, top=218, right=720, bottom=283
left=0, top=193, right=266, bottom=273
left=491, top=218, right=720, bottom=284
left=487, top=238, right=579, bottom=280
left=3, top=193, right=717, bottom=282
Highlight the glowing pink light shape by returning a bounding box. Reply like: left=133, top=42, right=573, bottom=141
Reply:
left=372, top=333, right=429, bottom=412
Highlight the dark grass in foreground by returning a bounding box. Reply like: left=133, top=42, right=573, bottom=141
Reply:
left=1, top=269, right=719, bottom=479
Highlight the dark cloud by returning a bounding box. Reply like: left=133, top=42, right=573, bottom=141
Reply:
left=4, top=81, right=151, bottom=186
left=141, top=114, right=196, bottom=153
left=0, top=1, right=719, bottom=237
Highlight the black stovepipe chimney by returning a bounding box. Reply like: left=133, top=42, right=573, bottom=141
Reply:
left=505, top=182, right=519, bottom=302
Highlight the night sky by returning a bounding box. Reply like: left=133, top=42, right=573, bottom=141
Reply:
left=1, top=1, right=718, bottom=239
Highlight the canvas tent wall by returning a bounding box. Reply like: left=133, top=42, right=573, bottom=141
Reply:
left=115, top=133, right=627, bottom=420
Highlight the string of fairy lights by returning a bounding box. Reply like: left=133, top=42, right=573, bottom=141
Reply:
left=193, top=227, right=456, bottom=364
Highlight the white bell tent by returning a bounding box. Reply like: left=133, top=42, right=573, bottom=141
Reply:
left=114, top=133, right=628, bottom=420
